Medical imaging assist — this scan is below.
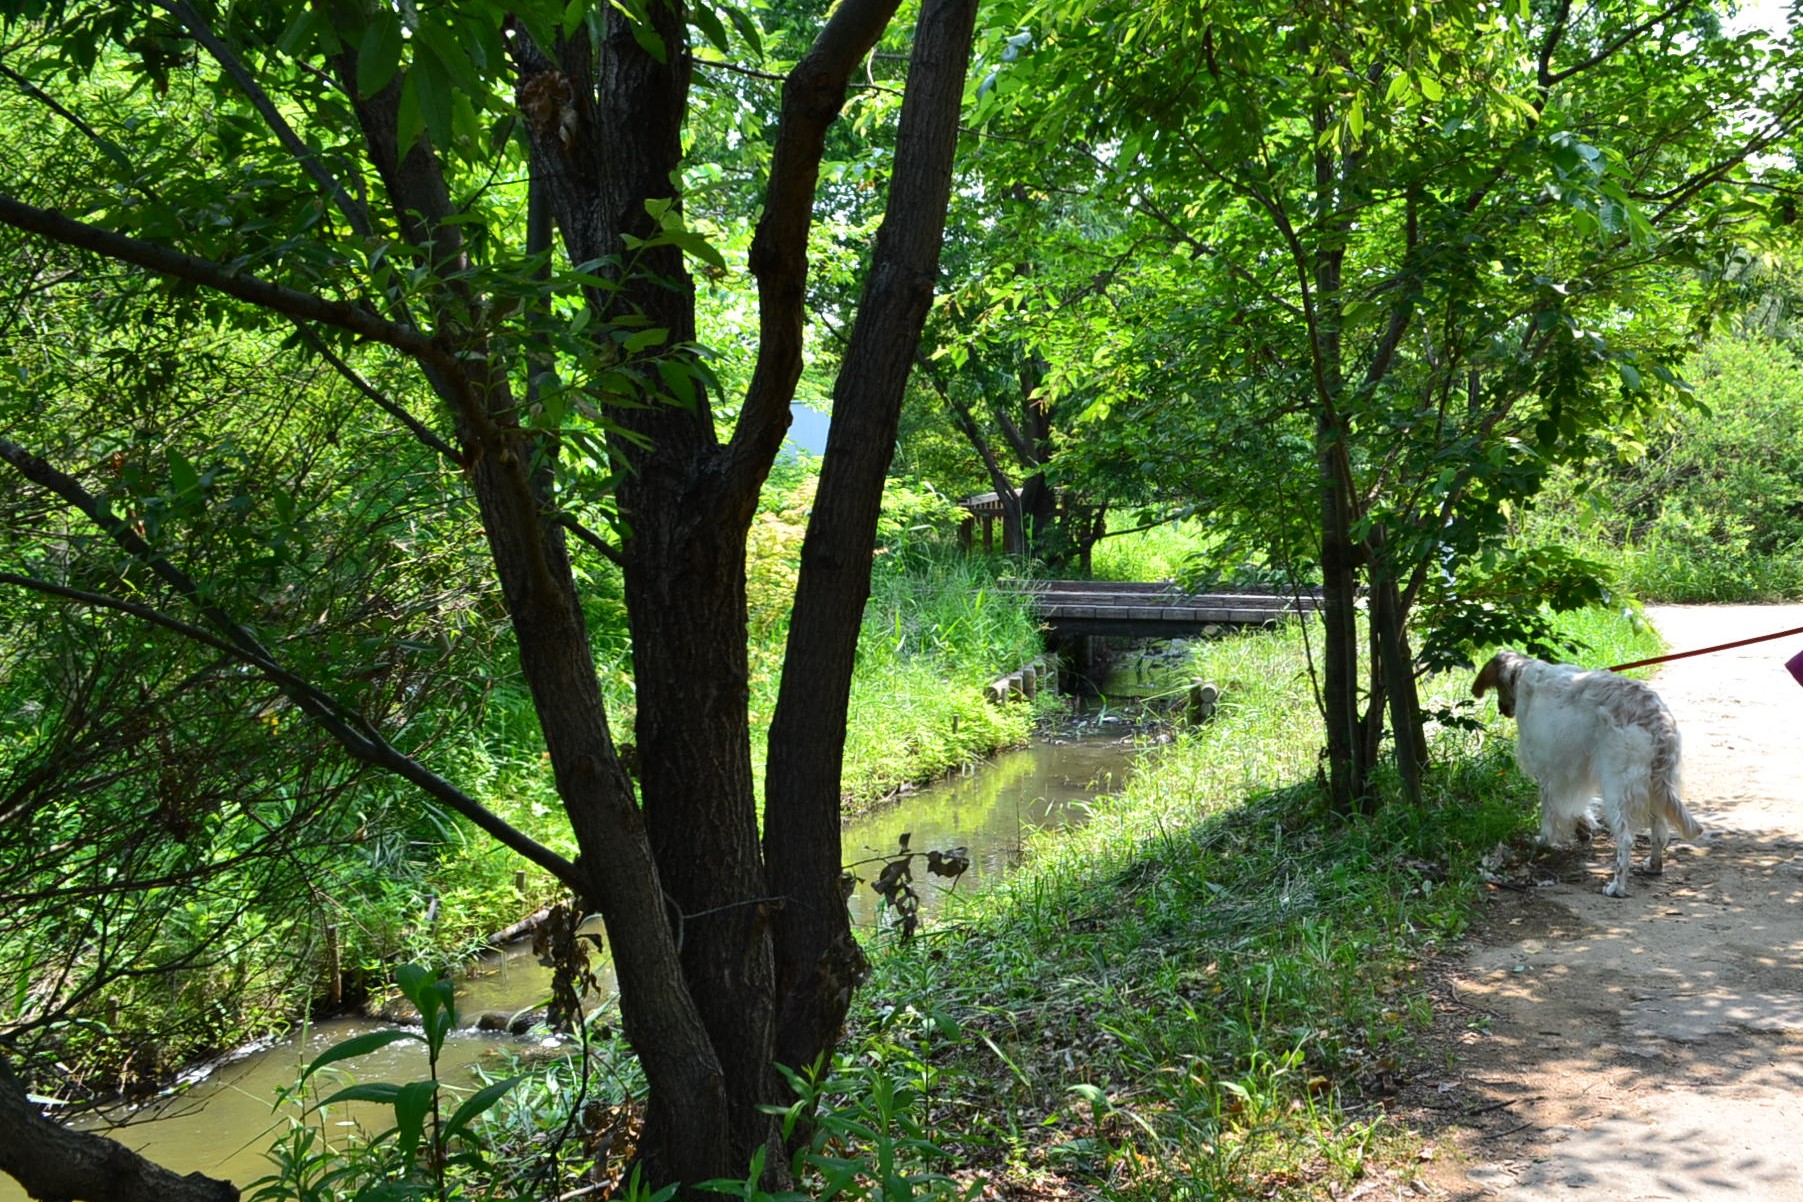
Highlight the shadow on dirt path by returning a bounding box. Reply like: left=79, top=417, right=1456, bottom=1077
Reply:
left=1405, top=605, right=1803, bottom=1201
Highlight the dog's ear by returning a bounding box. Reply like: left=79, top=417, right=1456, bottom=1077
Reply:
left=1472, top=654, right=1503, bottom=699
left=1474, top=651, right=1520, bottom=717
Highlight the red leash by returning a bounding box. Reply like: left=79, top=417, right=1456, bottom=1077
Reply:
left=1607, top=624, right=1803, bottom=672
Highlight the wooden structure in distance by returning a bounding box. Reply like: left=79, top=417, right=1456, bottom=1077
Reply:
left=1011, top=580, right=1322, bottom=639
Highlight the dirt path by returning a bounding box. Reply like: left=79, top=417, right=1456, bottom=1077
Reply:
left=1409, top=605, right=1803, bottom=1201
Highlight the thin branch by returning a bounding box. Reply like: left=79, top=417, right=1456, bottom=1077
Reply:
left=292, top=323, right=464, bottom=463
left=0, top=444, right=580, bottom=885
left=0, top=60, right=147, bottom=192
left=692, top=55, right=788, bottom=85
left=554, top=511, right=626, bottom=566
left=1091, top=504, right=1199, bottom=543
left=0, top=193, right=445, bottom=365
left=152, top=0, right=374, bottom=240
left=1543, top=0, right=1697, bottom=87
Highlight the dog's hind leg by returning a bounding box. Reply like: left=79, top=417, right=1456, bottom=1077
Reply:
left=1538, top=802, right=1560, bottom=847
left=1537, top=787, right=1568, bottom=846
left=1602, top=794, right=1633, bottom=898
left=1644, top=812, right=1668, bottom=876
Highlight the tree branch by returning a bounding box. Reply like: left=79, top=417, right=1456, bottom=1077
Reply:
left=0, top=194, right=443, bottom=364
left=0, top=1051, right=239, bottom=1202
left=0, top=443, right=580, bottom=885
left=0, top=60, right=147, bottom=192
left=724, top=0, right=907, bottom=499
left=1543, top=0, right=1697, bottom=87
left=554, top=511, right=626, bottom=566
left=291, top=324, right=464, bottom=463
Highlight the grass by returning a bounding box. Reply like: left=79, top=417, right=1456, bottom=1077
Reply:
left=1089, top=518, right=1213, bottom=583
left=840, top=552, right=1050, bottom=807
left=811, top=606, right=1661, bottom=1200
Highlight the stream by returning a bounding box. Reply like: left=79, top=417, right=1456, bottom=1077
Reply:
left=4, top=732, right=1145, bottom=1195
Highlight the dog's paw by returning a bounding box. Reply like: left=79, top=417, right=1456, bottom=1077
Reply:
left=1603, top=879, right=1629, bottom=898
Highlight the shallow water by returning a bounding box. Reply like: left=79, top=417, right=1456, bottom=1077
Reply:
left=2, top=734, right=1140, bottom=1196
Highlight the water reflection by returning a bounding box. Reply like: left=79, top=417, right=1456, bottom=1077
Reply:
left=844, top=735, right=1133, bottom=929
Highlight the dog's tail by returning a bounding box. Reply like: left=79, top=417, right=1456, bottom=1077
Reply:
left=1650, top=712, right=1703, bottom=840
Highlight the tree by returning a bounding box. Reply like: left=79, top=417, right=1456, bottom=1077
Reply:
left=969, top=0, right=1803, bottom=809
left=0, top=0, right=978, bottom=1191
left=901, top=144, right=1181, bottom=569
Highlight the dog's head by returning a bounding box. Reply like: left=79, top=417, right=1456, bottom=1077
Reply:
left=1472, top=650, right=1531, bottom=718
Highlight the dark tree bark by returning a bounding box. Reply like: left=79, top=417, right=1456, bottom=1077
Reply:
left=0, top=1054, right=237, bottom=1202
left=1318, top=413, right=1363, bottom=814
left=764, top=0, right=980, bottom=1078
left=503, top=0, right=977, bottom=1179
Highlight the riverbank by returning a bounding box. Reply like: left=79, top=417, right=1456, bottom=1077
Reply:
left=7, top=605, right=1672, bottom=1200
left=827, top=609, right=1668, bottom=1200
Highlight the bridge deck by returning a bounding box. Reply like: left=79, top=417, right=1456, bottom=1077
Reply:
left=1010, top=580, right=1321, bottom=638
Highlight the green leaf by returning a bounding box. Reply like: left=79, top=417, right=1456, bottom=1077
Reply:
left=655, top=357, right=697, bottom=407
left=562, top=0, right=591, bottom=39
left=393, top=1080, right=437, bottom=1163
left=410, top=55, right=455, bottom=153
left=167, top=449, right=199, bottom=497
left=394, top=963, right=433, bottom=1002
left=623, top=327, right=669, bottom=353
left=665, top=227, right=728, bottom=272
left=628, top=15, right=668, bottom=63
left=315, top=1082, right=405, bottom=1108
left=440, top=1075, right=523, bottom=1145
left=396, top=70, right=426, bottom=156
left=411, top=18, right=479, bottom=93
left=300, top=1029, right=421, bottom=1084
left=357, top=10, right=404, bottom=99
left=692, top=1, right=731, bottom=55
left=275, top=7, right=324, bottom=56
left=723, top=4, right=763, bottom=58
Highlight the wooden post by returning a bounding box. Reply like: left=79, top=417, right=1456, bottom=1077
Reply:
left=325, top=923, right=343, bottom=1008
left=1187, top=681, right=1219, bottom=726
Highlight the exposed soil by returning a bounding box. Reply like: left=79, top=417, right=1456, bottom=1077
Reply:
left=1400, top=605, right=1803, bottom=1200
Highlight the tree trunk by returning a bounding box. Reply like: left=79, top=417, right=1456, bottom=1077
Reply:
left=1318, top=413, right=1362, bottom=813
left=0, top=1053, right=238, bottom=1202
left=1016, top=472, right=1061, bottom=562
left=765, top=0, right=979, bottom=1086
left=1371, top=568, right=1425, bottom=805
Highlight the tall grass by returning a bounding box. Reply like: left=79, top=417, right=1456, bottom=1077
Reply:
left=840, top=551, right=1048, bottom=805
left=1089, top=518, right=1215, bottom=582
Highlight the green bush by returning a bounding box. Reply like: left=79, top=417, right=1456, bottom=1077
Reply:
left=1526, top=334, right=1803, bottom=602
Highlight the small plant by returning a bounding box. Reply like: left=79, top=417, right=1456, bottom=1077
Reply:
left=728, top=1055, right=977, bottom=1202
left=252, top=964, right=522, bottom=1202
left=847, top=833, right=971, bottom=940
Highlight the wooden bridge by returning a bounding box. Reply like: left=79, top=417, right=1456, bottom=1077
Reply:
left=1011, top=580, right=1322, bottom=638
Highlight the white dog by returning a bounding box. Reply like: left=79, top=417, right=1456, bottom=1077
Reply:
left=1473, top=650, right=1702, bottom=898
